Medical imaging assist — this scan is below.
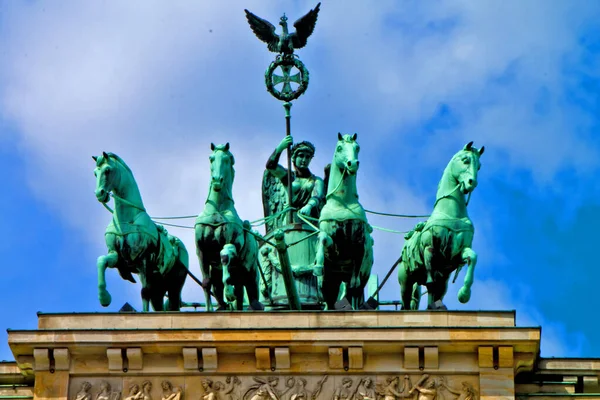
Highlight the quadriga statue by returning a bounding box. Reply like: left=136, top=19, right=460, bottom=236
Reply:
left=93, top=152, right=189, bottom=311
left=260, top=136, right=325, bottom=309
left=398, top=142, right=484, bottom=310
left=195, top=143, right=263, bottom=311
left=314, top=133, right=374, bottom=310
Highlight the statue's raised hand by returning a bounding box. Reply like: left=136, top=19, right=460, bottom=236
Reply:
left=277, top=136, right=294, bottom=153
left=299, top=203, right=312, bottom=216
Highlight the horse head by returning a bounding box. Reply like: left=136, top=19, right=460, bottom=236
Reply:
left=92, top=151, right=122, bottom=204
left=209, top=143, right=235, bottom=193
left=450, top=141, right=485, bottom=194
left=334, top=133, right=360, bottom=175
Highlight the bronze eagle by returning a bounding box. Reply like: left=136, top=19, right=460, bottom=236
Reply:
left=244, top=3, right=321, bottom=55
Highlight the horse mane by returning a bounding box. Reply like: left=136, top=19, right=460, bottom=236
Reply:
left=323, top=163, right=331, bottom=191
left=99, top=152, right=134, bottom=176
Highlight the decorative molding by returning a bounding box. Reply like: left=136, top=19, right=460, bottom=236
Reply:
left=424, top=347, right=438, bottom=370
left=274, top=348, right=290, bottom=370
left=255, top=348, right=271, bottom=370
left=328, top=348, right=343, bottom=369
left=348, top=347, right=363, bottom=370
left=478, top=347, right=494, bottom=368
left=33, top=348, right=49, bottom=371
left=127, top=348, right=143, bottom=371
left=107, top=348, right=123, bottom=371
left=54, top=348, right=70, bottom=371
left=498, top=346, right=513, bottom=368
left=404, top=347, right=419, bottom=369
left=202, top=348, right=218, bottom=371
left=183, top=348, right=199, bottom=371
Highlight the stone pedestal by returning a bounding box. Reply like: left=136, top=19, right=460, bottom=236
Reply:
left=7, top=311, right=540, bottom=400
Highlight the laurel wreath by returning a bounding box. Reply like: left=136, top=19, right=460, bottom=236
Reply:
left=264, top=56, right=310, bottom=102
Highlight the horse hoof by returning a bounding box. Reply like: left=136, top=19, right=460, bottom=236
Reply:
left=99, top=290, right=112, bottom=307
left=427, top=300, right=447, bottom=310
left=250, top=300, right=264, bottom=311
left=458, top=286, right=471, bottom=303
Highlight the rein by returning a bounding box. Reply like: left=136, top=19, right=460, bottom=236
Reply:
left=325, top=166, right=347, bottom=199
left=100, top=192, right=147, bottom=215
left=432, top=181, right=473, bottom=209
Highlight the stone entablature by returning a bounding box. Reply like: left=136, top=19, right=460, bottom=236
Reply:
left=1, top=311, right=596, bottom=400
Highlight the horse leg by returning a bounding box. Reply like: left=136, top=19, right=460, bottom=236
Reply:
left=138, top=260, right=151, bottom=312
left=97, top=251, right=118, bottom=307
left=221, top=243, right=239, bottom=308
left=211, top=265, right=227, bottom=310
left=458, top=248, right=477, bottom=303
left=424, top=245, right=435, bottom=287
left=166, top=263, right=187, bottom=311
left=233, top=284, right=245, bottom=311
left=398, top=260, right=415, bottom=310
left=314, top=226, right=334, bottom=306
left=150, top=289, right=165, bottom=312
left=427, top=279, right=448, bottom=310
left=314, top=229, right=332, bottom=277
left=321, top=272, right=342, bottom=310
left=410, top=282, right=421, bottom=310
left=245, top=262, right=264, bottom=311
left=167, top=241, right=189, bottom=311
left=196, top=248, right=214, bottom=312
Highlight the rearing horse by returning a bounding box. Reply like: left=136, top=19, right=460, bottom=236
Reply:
left=93, top=152, right=189, bottom=311
left=398, top=142, right=485, bottom=310
left=314, top=133, right=374, bottom=310
left=195, top=143, right=263, bottom=311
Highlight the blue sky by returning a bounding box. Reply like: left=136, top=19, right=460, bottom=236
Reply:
left=1, top=1, right=600, bottom=361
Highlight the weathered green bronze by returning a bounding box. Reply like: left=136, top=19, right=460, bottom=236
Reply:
left=260, top=136, right=325, bottom=309
left=273, top=229, right=301, bottom=310
left=263, top=136, right=325, bottom=230
left=265, top=56, right=310, bottom=102
left=244, top=3, right=320, bottom=56
left=314, top=133, right=374, bottom=310
left=195, top=143, right=264, bottom=311
left=398, top=142, right=485, bottom=310
left=93, top=152, right=189, bottom=311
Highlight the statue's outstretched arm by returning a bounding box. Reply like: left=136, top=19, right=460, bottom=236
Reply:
left=267, top=137, right=293, bottom=180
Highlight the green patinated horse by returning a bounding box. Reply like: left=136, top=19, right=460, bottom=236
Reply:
left=93, top=152, right=189, bottom=311
left=314, top=133, right=374, bottom=310
left=195, top=143, right=263, bottom=311
left=398, top=142, right=485, bottom=310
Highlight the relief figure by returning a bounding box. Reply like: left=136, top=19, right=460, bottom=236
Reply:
left=74, top=382, right=92, bottom=400
left=161, top=381, right=183, bottom=400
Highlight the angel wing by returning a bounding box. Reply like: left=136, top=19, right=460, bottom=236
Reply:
left=262, top=170, right=288, bottom=234
left=290, top=2, right=321, bottom=49
left=244, top=10, right=279, bottom=52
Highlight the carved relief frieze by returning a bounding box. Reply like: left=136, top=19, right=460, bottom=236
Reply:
left=70, top=380, right=122, bottom=400
left=70, top=375, right=477, bottom=400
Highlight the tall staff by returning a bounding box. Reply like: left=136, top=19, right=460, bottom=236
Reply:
left=245, top=3, right=321, bottom=223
